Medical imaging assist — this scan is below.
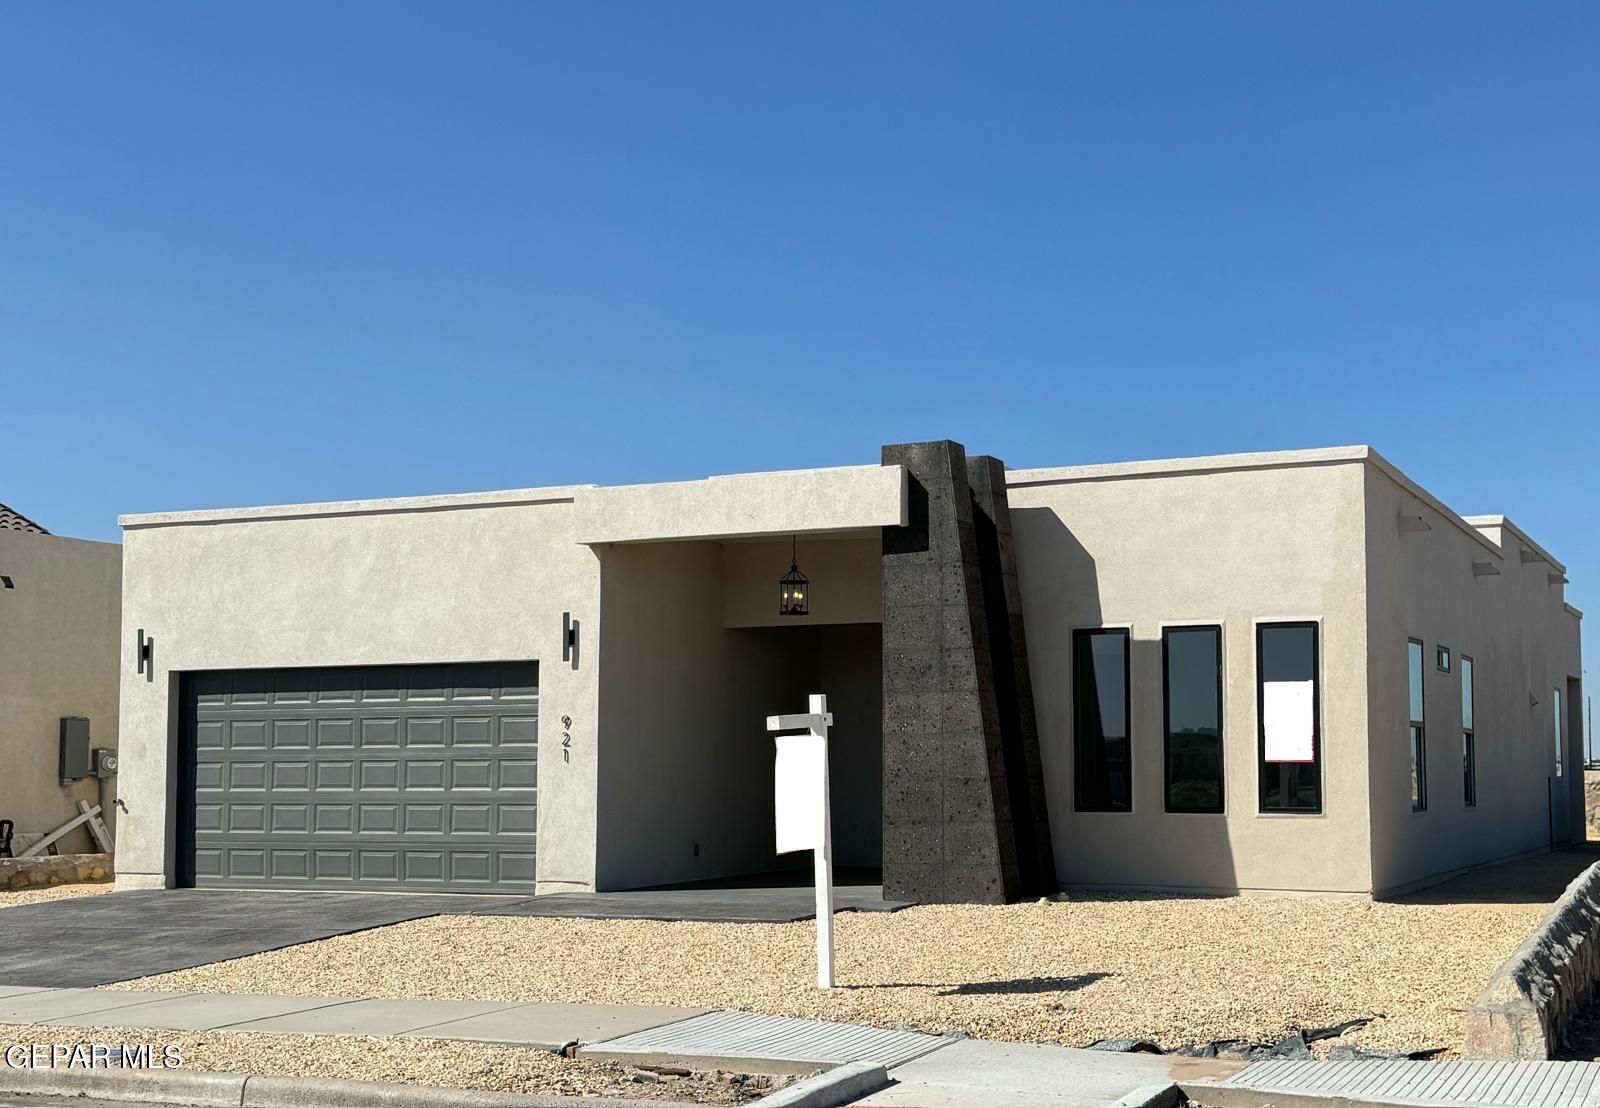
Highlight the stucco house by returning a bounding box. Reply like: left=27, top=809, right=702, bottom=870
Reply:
left=113, top=443, right=1582, bottom=901
left=0, top=503, right=122, bottom=856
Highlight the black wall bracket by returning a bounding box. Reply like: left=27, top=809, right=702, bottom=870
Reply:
left=562, top=612, right=580, bottom=668
left=136, top=629, right=154, bottom=681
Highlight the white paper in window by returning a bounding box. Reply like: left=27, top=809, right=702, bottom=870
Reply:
left=1263, top=680, right=1315, bottom=763
left=774, top=733, right=827, bottom=854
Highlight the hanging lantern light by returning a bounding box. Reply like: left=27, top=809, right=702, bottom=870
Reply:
left=779, top=535, right=810, bottom=617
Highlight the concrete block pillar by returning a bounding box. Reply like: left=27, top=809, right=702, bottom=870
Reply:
left=880, top=440, right=1018, bottom=904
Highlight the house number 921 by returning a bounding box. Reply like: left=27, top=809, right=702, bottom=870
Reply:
left=561, top=715, right=573, bottom=761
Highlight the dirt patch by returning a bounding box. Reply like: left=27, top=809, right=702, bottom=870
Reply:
left=0, top=882, right=112, bottom=910
left=119, top=893, right=1543, bottom=1056
left=0, top=1023, right=782, bottom=1104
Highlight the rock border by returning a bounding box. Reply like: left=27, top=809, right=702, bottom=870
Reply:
left=1463, top=859, right=1600, bottom=1059
left=0, top=852, right=114, bottom=890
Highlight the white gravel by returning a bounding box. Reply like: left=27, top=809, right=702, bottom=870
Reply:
left=0, top=882, right=112, bottom=910
left=120, top=893, right=1544, bottom=1055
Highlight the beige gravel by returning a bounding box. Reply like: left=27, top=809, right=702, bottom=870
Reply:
left=0, top=1023, right=779, bottom=1104
left=120, top=893, right=1543, bottom=1055
left=0, top=882, right=112, bottom=910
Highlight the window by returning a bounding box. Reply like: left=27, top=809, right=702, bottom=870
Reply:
left=1436, top=645, right=1451, bottom=673
left=1164, top=626, right=1224, bottom=813
left=1461, top=656, right=1475, bottom=807
left=1408, top=640, right=1427, bottom=812
left=1074, top=628, right=1131, bottom=812
left=1554, top=687, right=1564, bottom=778
left=1257, top=622, right=1320, bottom=813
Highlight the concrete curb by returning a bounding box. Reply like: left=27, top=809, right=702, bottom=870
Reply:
left=1106, top=1081, right=1185, bottom=1108
left=747, top=1061, right=891, bottom=1107
left=0, top=1066, right=669, bottom=1107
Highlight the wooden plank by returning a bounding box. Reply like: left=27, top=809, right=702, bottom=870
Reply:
left=77, top=800, right=114, bottom=852
left=15, top=810, right=96, bottom=858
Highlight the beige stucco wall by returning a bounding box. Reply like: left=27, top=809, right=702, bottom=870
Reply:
left=1364, top=471, right=1584, bottom=894
left=722, top=537, right=882, bottom=628
left=1006, top=459, right=1375, bottom=895
left=594, top=538, right=883, bottom=889
left=0, top=530, right=121, bottom=855
left=114, top=489, right=603, bottom=893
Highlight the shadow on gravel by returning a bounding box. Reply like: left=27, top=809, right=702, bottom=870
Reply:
left=840, top=972, right=1112, bottom=995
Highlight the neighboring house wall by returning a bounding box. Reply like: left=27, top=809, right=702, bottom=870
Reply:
left=1364, top=470, right=1585, bottom=894
left=1006, top=456, right=1375, bottom=895
left=113, top=489, right=602, bottom=893
left=0, top=530, right=121, bottom=855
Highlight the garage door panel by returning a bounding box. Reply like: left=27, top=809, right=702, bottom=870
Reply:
left=184, top=662, right=537, bottom=893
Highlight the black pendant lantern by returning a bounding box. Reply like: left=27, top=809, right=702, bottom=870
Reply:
left=779, top=535, right=810, bottom=617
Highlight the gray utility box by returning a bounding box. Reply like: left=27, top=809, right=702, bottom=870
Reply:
left=59, top=717, right=91, bottom=783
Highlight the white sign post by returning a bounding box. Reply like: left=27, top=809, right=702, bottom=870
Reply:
left=766, top=693, right=835, bottom=989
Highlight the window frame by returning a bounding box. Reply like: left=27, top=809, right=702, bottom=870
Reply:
left=1408, top=638, right=1428, bottom=813
left=1554, top=687, right=1564, bottom=779
left=1162, top=624, right=1225, bottom=815
left=1436, top=645, right=1451, bottom=673
left=1072, top=626, right=1133, bottom=814
left=1255, top=620, right=1323, bottom=815
left=1461, top=654, right=1476, bottom=808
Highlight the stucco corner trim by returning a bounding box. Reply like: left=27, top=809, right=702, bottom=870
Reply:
left=1462, top=514, right=1569, bottom=574
left=1003, top=445, right=1374, bottom=488
left=117, top=486, right=592, bottom=529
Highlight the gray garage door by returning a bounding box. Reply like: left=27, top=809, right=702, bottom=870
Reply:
left=181, top=663, right=538, bottom=893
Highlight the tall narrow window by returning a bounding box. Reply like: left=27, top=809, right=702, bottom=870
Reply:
left=1258, top=622, right=1320, bottom=813
left=1408, top=639, right=1427, bottom=812
left=1074, top=628, right=1131, bottom=812
left=1554, top=687, right=1564, bottom=778
left=1164, top=626, right=1223, bottom=813
left=1461, top=656, right=1476, bottom=807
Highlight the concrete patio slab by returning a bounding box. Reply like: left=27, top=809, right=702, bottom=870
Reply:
left=226, top=997, right=524, bottom=1037
left=583, top=1009, right=949, bottom=1075
left=850, top=1039, right=1178, bottom=1108
left=0, top=988, right=191, bottom=1024
left=405, top=1001, right=710, bottom=1049
left=45, top=991, right=357, bottom=1031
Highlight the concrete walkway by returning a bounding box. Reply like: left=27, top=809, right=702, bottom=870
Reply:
left=8, top=983, right=1600, bottom=1107
left=0, top=985, right=704, bottom=1049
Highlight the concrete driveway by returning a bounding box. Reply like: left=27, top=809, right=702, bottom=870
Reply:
left=0, top=873, right=908, bottom=989
left=0, top=889, right=508, bottom=988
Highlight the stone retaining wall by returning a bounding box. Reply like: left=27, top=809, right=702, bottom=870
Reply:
left=0, top=853, right=114, bottom=890
left=1463, top=860, right=1600, bottom=1059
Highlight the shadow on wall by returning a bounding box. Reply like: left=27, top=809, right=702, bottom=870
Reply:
left=1008, top=506, right=1241, bottom=896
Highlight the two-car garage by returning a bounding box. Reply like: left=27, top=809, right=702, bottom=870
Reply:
left=178, top=662, right=538, bottom=893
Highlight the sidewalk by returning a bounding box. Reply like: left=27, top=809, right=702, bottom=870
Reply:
left=5, top=983, right=1600, bottom=1107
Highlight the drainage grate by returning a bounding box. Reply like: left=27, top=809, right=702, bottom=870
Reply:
left=583, top=1010, right=950, bottom=1068
left=1221, top=1058, right=1600, bottom=1107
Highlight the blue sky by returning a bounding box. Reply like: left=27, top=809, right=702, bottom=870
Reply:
left=2, top=3, right=1595, bottom=693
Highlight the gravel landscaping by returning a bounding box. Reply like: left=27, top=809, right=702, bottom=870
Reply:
left=0, top=882, right=112, bottom=910
left=0, top=1022, right=781, bottom=1103
left=120, top=892, right=1545, bottom=1056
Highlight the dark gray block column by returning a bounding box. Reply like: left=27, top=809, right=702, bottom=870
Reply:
left=967, top=455, right=1058, bottom=895
left=881, top=440, right=1019, bottom=904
